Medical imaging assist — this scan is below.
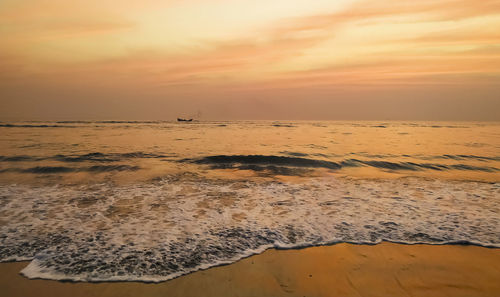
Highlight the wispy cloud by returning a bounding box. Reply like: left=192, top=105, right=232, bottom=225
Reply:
left=1, top=0, right=499, bottom=118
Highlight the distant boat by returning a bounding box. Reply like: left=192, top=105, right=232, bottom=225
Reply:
left=177, top=118, right=193, bottom=122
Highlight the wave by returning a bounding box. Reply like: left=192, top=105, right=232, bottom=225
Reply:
left=1, top=165, right=140, bottom=173
left=182, top=155, right=499, bottom=174
left=438, top=154, right=500, bottom=162
left=0, top=155, right=37, bottom=162
left=0, top=152, right=171, bottom=163
left=342, top=159, right=497, bottom=172
left=1, top=153, right=497, bottom=175
left=279, top=151, right=309, bottom=157
left=212, top=164, right=312, bottom=176
left=53, top=152, right=169, bottom=163
left=272, top=124, right=296, bottom=128
left=55, top=120, right=158, bottom=124
left=0, top=176, right=498, bottom=282
left=56, top=121, right=93, bottom=124
left=0, top=124, right=77, bottom=128
left=183, top=155, right=342, bottom=171
left=3, top=152, right=497, bottom=165
left=0, top=121, right=166, bottom=128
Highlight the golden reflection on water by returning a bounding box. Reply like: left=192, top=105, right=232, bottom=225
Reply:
left=0, top=121, right=498, bottom=185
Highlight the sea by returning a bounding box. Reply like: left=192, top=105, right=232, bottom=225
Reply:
left=0, top=120, right=499, bottom=282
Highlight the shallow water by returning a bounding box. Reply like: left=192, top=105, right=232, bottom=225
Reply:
left=0, top=121, right=499, bottom=281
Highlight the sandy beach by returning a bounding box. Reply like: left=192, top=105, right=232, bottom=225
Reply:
left=1, top=242, right=499, bottom=297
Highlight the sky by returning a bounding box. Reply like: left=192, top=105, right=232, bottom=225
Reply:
left=1, top=0, right=499, bottom=120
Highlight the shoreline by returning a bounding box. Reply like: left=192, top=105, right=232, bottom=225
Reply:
left=1, top=242, right=500, bottom=297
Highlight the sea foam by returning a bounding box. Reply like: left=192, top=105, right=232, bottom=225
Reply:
left=0, top=175, right=498, bottom=282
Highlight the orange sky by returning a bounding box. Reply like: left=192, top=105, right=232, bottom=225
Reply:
left=1, top=0, right=499, bottom=120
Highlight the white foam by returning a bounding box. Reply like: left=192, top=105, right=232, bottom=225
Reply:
left=1, top=176, right=499, bottom=282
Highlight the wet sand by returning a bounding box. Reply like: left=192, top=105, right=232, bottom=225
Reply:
left=1, top=242, right=499, bottom=297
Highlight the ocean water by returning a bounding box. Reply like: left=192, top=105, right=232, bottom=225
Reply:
left=0, top=120, right=499, bottom=282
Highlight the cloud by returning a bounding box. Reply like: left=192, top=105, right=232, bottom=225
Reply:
left=1, top=0, right=499, bottom=103
left=283, top=0, right=500, bottom=26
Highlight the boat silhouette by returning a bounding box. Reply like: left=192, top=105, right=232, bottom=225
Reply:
left=177, top=118, right=193, bottom=122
